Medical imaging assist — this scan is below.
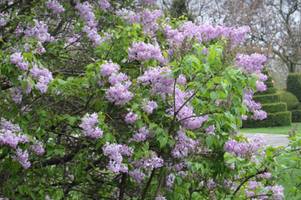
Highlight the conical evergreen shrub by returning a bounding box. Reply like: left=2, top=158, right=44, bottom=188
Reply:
left=243, top=68, right=291, bottom=128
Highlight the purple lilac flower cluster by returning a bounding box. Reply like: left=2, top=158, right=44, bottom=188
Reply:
left=125, top=111, right=138, bottom=124
left=224, top=134, right=266, bottom=160
left=131, top=151, right=164, bottom=170
left=79, top=113, right=103, bottom=139
left=139, top=0, right=155, bottom=4
left=103, top=142, right=133, bottom=173
left=163, top=21, right=250, bottom=50
left=0, top=118, right=45, bottom=168
left=24, top=20, right=54, bottom=42
left=138, top=66, right=207, bottom=130
left=235, top=53, right=267, bottom=75
left=11, top=148, right=31, bottom=168
left=142, top=100, right=158, bottom=114
left=29, top=139, right=45, bottom=155
left=166, top=173, right=176, bottom=188
left=117, top=8, right=162, bottom=36
left=97, top=0, right=111, bottom=11
left=0, top=12, right=9, bottom=26
left=242, top=88, right=267, bottom=120
left=45, top=0, right=65, bottom=14
left=129, top=168, right=146, bottom=183
left=127, top=42, right=164, bottom=62
left=0, top=118, right=29, bottom=148
left=10, top=86, right=23, bottom=104
left=30, top=64, right=54, bottom=93
left=130, top=125, right=155, bottom=142
left=75, top=2, right=97, bottom=27
left=10, top=52, right=29, bottom=70
left=171, top=129, right=196, bottom=159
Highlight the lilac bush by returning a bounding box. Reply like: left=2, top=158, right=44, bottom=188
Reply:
left=0, top=0, right=295, bottom=200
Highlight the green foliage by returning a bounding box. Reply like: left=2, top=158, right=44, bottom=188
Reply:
left=261, top=102, right=287, bottom=113
left=278, top=87, right=286, bottom=91
left=252, top=94, right=281, bottom=104
left=286, top=73, right=301, bottom=101
left=278, top=91, right=299, bottom=111
left=291, top=110, right=301, bottom=122
left=168, top=0, right=195, bottom=22
left=243, top=111, right=292, bottom=128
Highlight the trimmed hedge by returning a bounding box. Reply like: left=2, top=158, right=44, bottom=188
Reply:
left=266, top=76, right=273, bottom=82
left=291, top=110, right=301, bottom=122
left=265, top=81, right=275, bottom=88
left=261, top=102, right=287, bottom=113
left=256, top=88, right=277, bottom=95
left=278, top=91, right=299, bottom=110
left=261, top=69, right=269, bottom=76
left=242, top=111, right=292, bottom=128
left=253, top=94, right=280, bottom=104
left=286, top=73, right=301, bottom=101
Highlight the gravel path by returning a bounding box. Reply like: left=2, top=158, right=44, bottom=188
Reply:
left=241, top=133, right=289, bottom=147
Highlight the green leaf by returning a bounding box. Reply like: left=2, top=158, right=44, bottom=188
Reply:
left=18, top=185, right=25, bottom=195
left=21, top=81, right=28, bottom=91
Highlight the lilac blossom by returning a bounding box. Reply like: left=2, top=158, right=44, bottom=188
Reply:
left=45, top=0, right=65, bottom=14
left=108, top=73, right=128, bottom=86
left=83, top=26, right=102, bottom=48
left=128, top=42, right=164, bottom=62
left=142, top=100, right=158, bottom=114
left=11, top=148, right=31, bottom=169
left=265, top=185, right=285, bottom=199
left=29, top=64, right=54, bottom=93
left=76, top=2, right=97, bottom=27
left=105, top=81, right=133, bottom=105
left=29, top=139, right=45, bottom=155
left=125, top=112, right=138, bottom=124
left=224, top=135, right=266, bottom=159
left=0, top=12, right=9, bottom=26
left=24, top=20, right=54, bottom=42
left=171, top=129, right=196, bottom=159
left=10, top=86, right=23, bottom=104
left=130, top=125, right=155, bottom=142
left=139, top=0, right=155, bottom=4
left=166, top=173, right=176, bottom=188
left=205, top=125, right=215, bottom=135
left=97, top=0, right=111, bottom=11
left=79, top=113, right=103, bottom=139
left=99, top=60, right=120, bottom=77
left=235, top=53, right=267, bottom=75
left=129, top=168, right=146, bottom=183
left=131, top=152, right=164, bottom=170
left=10, top=52, right=23, bottom=64
left=103, top=142, right=133, bottom=173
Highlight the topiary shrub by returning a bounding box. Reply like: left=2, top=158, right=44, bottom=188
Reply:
left=243, top=111, right=292, bottom=128
left=256, top=88, right=277, bottom=95
left=261, top=102, right=287, bottom=113
left=286, top=73, right=301, bottom=101
left=278, top=87, right=286, bottom=92
left=252, top=94, right=281, bottom=104
left=278, top=91, right=299, bottom=110
left=291, top=110, right=301, bottom=122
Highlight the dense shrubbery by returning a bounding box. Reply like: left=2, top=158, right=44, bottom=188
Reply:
left=278, top=91, right=299, bottom=111
left=1, top=0, right=301, bottom=199
left=243, top=67, right=291, bottom=128
left=286, top=73, right=301, bottom=101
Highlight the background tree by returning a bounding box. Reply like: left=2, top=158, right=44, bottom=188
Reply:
left=210, top=0, right=301, bottom=73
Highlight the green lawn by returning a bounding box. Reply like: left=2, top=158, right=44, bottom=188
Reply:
left=238, top=123, right=300, bottom=135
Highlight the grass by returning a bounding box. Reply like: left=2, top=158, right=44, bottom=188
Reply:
left=238, top=123, right=300, bottom=135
